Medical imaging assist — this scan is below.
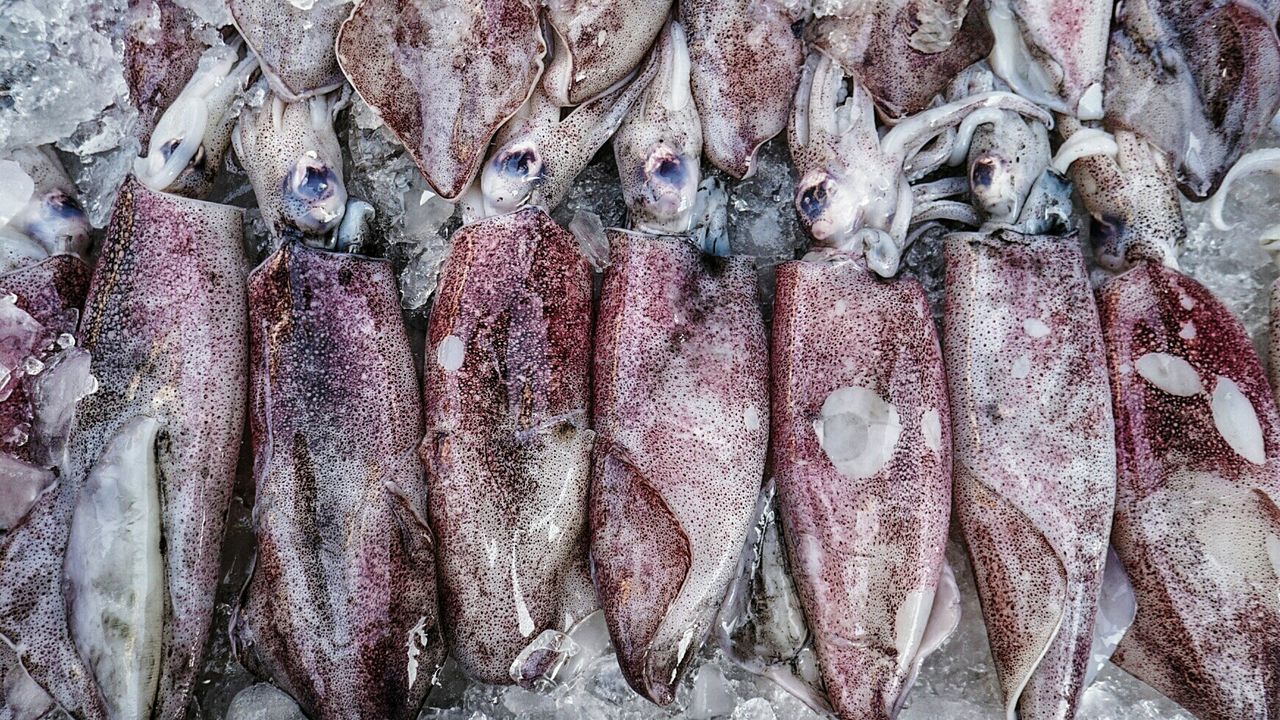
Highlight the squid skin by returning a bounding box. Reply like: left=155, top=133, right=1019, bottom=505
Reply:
left=0, top=176, right=247, bottom=720
left=680, top=0, right=804, bottom=179
left=124, top=0, right=206, bottom=147
left=1271, top=281, right=1280, bottom=401
left=236, top=241, right=443, bottom=720
left=986, top=0, right=1111, bottom=118
left=945, top=229, right=1116, bottom=720
left=808, top=0, right=994, bottom=119
left=1104, top=0, right=1280, bottom=198
left=542, top=0, right=672, bottom=106
left=770, top=256, right=952, bottom=720
left=421, top=207, right=596, bottom=685
left=228, top=0, right=347, bottom=102
left=591, top=231, right=768, bottom=706
left=336, top=0, right=544, bottom=200
left=1098, top=260, right=1280, bottom=720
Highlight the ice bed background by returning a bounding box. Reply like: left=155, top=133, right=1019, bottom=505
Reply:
left=3, top=1, right=1277, bottom=718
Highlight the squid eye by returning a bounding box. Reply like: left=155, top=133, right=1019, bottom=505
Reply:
left=46, top=192, right=85, bottom=221
left=971, top=157, right=997, bottom=189
left=497, top=147, right=541, bottom=180
left=799, top=180, right=830, bottom=220
left=290, top=162, right=338, bottom=201
left=160, top=138, right=182, bottom=160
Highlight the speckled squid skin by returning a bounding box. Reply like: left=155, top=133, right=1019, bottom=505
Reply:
left=591, top=231, right=768, bottom=706
left=229, top=0, right=346, bottom=102
left=808, top=0, right=994, bottom=118
left=1270, top=279, right=1280, bottom=401
left=238, top=242, right=443, bottom=720
left=770, top=259, right=951, bottom=720
left=1104, top=0, right=1280, bottom=198
left=680, top=0, right=804, bottom=179
left=0, top=176, right=247, bottom=720
left=336, top=0, right=544, bottom=200
left=542, top=0, right=672, bottom=106
left=1099, top=260, right=1280, bottom=720
left=124, top=0, right=206, bottom=147
left=944, top=230, right=1115, bottom=720
left=421, top=207, right=596, bottom=685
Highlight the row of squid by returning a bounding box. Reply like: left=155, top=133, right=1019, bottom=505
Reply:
left=0, top=0, right=1278, bottom=719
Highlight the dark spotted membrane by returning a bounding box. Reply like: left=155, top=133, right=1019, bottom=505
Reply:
left=1104, top=0, right=1280, bottom=198
left=542, top=0, right=672, bottom=106
left=0, top=176, right=247, bottom=720
left=808, top=0, right=994, bottom=118
left=1099, top=260, right=1280, bottom=720
left=591, top=232, right=769, bottom=705
left=681, top=0, right=805, bottom=179
left=124, top=0, right=207, bottom=147
left=770, top=259, right=952, bottom=719
left=229, top=0, right=346, bottom=101
left=236, top=241, right=443, bottom=720
left=945, top=230, right=1116, bottom=720
left=336, top=0, right=544, bottom=199
left=421, top=207, right=597, bottom=685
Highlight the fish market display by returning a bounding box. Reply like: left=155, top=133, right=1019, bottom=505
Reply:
left=5, top=1, right=1280, bottom=719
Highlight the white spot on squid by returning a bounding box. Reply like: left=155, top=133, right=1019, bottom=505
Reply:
left=1011, top=353, right=1031, bottom=379
left=406, top=616, right=430, bottom=689
left=1135, top=352, right=1203, bottom=396
left=894, top=589, right=935, bottom=671
left=744, top=406, right=761, bottom=431
left=813, top=386, right=902, bottom=479
left=511, top=549, right=535, bottom=638
left=1179, top=322, right=1197, bottom=340
left=921, top=409, right=941, bottom=453
left=1022, top=318, right=1050, bottom=338
left=436, top=335, right=465, bottom=372
left=1211, top=376, right=1266, bottom=465
left=1180, top=294, right=1196, bottom=311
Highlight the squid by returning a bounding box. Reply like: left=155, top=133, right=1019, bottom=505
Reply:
left=132, top=38, right=258, bottom=198
left=124, top=0, right=208, bottom=147
left=336, top=0, right=545, bottom=200
left=229, top=0, right=347, bottom=102
left=985, top=0, right=1112, bottom=119
left=590, top=20, right=769, bottom=705
left=234, top=221, right=443, bottom=720
left=0, top=176, right=247, bottom=719
left=945, top=105, right=1119, bottom=720
left=421, top=207, right=597, bottom=686
left=679, top=0, right=805, bottom=179
left=807, top=0, right=994, bottom=119
left=475, top=48, right=658, bottom=219
left=1061, top=123, right=1280, bottom=719
left=1103, top=0, right=1280, bottom=198
left=542, top=0, right=672, bottom=106
left=232, top=91, right=348, bottom=239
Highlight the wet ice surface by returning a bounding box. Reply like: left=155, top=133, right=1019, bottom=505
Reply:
left=4, top=3, right=1280, bottom=720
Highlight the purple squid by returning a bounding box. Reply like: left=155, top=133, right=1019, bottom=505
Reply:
left=235, top=228, right=443, bottom=720
left=336, top=0, right=545, bottom=200
left=0, top=176, right=247, bottom=720
left=421, top=207, right=597, bottom=686
left=124, top=0, right=208, bottom=148
left=229, top=0, right=347, bottom=102
left=807, top=0, right=994, bottom=119
left=132, top=38, right=258, bottom=198
left=591, top=229, right=769, bottom=705
left=232, top=91, right=347, bottom=239
left=679, top=0, right=804, bottom=179
left=474, top=47, right=658, bottom=219
left=1103, top=0, right=1280, bottom=198
left=611, top=20, right=700, bottom=235
left=945, top=109, right=1118, bottom=719
left=1061, top=123, right=1280, bottom=718
left=541, top=0, right=672, bottom=106
left=985, top=0, right=1112, bottom=119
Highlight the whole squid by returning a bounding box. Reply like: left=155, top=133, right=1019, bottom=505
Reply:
left=680, top=0, right=805, bottom=179
left=807, top=0, right=994, bottom=119
left=235, top=235, right=444, bottom=720
left=1062, top=123, right=1280, bottom=718
left=985, top=0, right=1112, bottom=119
left=542, top=0, right=672, bottom=106
left=229, top=0, right=347, bottom=102
left=0, top=176, right=247, bottom=719
left=1103, top=0, right=1280, bottom=198
left=336, top=0, right=545, bottom=200
left=421, top=207, right=597, bottom=686
left=945, top=107, right=1118, bottom=720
